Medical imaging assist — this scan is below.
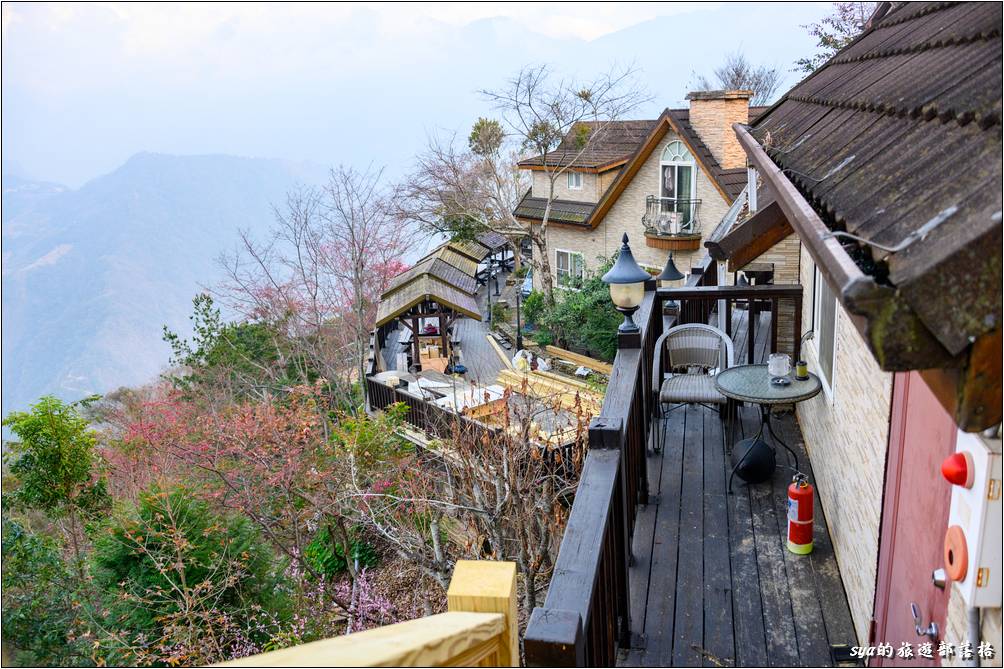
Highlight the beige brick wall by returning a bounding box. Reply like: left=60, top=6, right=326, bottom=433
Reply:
left=796, top=243, right=894, bottom=644
left=531, top=170, right=600, bottom=202
left=687, top=92, right=750, bottom=170
left=532, top=131, right=732, bottom=285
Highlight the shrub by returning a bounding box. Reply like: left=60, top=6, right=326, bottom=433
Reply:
left=490, top=303, right=510, bottom=329
left=90, top=485, right=290, bottom=665
left=304, top=526, right=379, bottom=577
left=536, top=258, right=621, bottom=361
left=522, top=290, right=545, bottom=325
left=1, top=518, right=86, bottom=667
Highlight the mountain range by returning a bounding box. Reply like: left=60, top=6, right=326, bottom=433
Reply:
left=2, top=154, right=327, bottom=415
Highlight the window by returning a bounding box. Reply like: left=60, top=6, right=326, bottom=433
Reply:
left=813, top=267, right=837, bottom=390
left=556, top=249, right=585, bottom=288
left=660, top=140, right=696, bottom=227
left=567, top=171, right=583, bottom=190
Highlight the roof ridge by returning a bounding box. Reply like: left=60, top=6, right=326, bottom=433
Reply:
left=785, top=93, right=1002, bottom=129
left=876, top=1, right=959, bottom=28
left=827, top=28, right=1001, bottom=66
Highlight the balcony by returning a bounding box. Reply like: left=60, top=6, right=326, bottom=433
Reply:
left=642, top=196, right=702, bottom=251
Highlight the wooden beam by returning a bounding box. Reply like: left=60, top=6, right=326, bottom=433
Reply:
left=704, top=201, right=793, bottom=271
left=920, top=329, right=1003, bottom=432
left=447, top=561, right=519, bottom=667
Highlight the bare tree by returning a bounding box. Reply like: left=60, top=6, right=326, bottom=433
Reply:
left=393, top=124, right=529, bottom=270
left=217, top=167, right=412, bottom=408
left=796, top=2, right=878, bottom=73
left=481, top=64, right=650, bottom=303
left=354, top=386, right=591, bottom=611
left=694, top=51, right=783, bottom=106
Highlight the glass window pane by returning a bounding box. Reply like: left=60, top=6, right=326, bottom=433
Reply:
left=661, top=165, right=676, bottom=199
left=818, top=273, right=837, bottom=385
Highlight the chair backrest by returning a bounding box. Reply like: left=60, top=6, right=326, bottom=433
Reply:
left=652, top=323, right=734, bottom=392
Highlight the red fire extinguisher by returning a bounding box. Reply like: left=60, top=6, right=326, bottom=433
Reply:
left=787, top=473, right=814, bottom=555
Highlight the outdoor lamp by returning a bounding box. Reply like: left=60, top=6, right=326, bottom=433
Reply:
left=656, top=252, right=686, bottom=313
left=602, top=233, right=651, bottom=333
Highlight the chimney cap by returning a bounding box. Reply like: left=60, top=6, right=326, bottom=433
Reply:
left=686, top=89, right=753, bottom=101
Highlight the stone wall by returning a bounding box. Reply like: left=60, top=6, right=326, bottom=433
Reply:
left=685, top=90, right=751, bottom=170
left=796, top=243, right=894, bottom=644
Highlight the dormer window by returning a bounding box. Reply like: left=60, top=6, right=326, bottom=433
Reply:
left=567, top=171, right=583, bottom=190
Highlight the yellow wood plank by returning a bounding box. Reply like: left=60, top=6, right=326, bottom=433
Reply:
left=216, top=612, right=503, bottom=667
left=447, top=561, right=519, bottom=667
left=544, top=345, right=614, bottom=374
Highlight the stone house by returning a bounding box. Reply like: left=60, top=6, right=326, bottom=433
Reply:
left=708, top=1, right=1002, bottom=660
left=513, top=91, right=761, bottom=288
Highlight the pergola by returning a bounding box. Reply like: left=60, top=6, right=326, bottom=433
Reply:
left=375, top=232, right=509, bottom=372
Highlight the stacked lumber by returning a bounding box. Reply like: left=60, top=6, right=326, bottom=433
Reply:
left=495, top=368, right=603, bottom=415
left=544, top=345, right=613, bottom=375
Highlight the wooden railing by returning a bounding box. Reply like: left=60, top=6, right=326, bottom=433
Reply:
left=365, top=376, right=496, bottom=444
left=523, top=284, right=662, bottom=666
left=523, top=279, right=805, bottom=666
left=664, top=284, right=804, bottom=362
left=219, top=560, right=518, bottom=668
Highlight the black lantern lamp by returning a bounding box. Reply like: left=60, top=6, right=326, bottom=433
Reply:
left=602, top=233, right=651, bottom=333
left=656, top=252, right=685, bottom=313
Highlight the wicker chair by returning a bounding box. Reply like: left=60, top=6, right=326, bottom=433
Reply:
left=652, top=323, right=735, bottom=452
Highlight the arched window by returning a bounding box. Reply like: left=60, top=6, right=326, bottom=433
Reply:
left=661, top=140, right=693, bottom=163
left=658, top=139, right=697, bottom=228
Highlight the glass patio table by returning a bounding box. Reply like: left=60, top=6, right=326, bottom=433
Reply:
left=715, top=363, right=822, bottom=492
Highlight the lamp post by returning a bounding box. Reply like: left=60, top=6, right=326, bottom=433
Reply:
left=656, top=252, right=686, bottom=314
left=602, top=233, right=651, bottom=333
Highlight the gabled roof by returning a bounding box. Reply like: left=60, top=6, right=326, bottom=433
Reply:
left=514, top=108, right=747, bottom=229
left=517, top=120, right=659, bottom=171
left=749, top=0, right=1002, bottom=358
left=385, top=255, right=478, bottom=296
left=375, top=275, right=481, bottom=327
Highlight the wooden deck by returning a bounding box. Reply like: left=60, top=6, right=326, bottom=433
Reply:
left=618, top=306, right=857, bottom=667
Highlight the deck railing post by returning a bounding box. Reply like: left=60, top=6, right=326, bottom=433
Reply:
left=589, top=416, right=632, bottom=648
left=524, top=608, right=585, bottom=667
left=447, top=561, right=519, bottom=667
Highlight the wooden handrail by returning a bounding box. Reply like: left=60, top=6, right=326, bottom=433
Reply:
left=524, top=287, right=662, bottom=666
left=219, top=561, right=518, bottom=668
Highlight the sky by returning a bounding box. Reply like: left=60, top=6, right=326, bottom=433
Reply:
left=2, top=2, right=833, bottom=188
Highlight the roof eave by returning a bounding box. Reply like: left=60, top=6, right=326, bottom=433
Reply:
left=735, top=122, right=999, bottom=431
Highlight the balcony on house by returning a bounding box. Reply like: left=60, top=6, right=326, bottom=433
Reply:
left=642, top=196, right=703, bottom=250
left=524, top=267, right=859, bottom=667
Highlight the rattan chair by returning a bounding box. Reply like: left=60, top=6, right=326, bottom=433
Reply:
left=651, top=323, right=735, bottom=452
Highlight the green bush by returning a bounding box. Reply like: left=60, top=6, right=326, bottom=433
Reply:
left=90, top=485, right=289, bottom=664
left=304, top=526, right=379, bottom=577
left=536, top=258, right=621, bottom=361
left=1, top=518, right=86, bottom=667
left=522, top=290, right=545, bottom=325
left=490, top=303, right=510, bottom=329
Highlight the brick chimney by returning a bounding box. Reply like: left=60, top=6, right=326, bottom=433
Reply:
left=685, top=90, right=752, bottom=170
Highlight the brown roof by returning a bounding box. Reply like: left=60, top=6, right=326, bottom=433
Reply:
left=513, top=193, right=596, bottom=226
left=749, top=1, right=1002, bottom=357
left=517, top=120, right=659, bottom=170
left=385, top=255, right=478, bottom=296
left=375, top=275, right=481, bottom=327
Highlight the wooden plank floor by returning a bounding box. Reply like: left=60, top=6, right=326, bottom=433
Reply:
left=619, top=306, right=857, bottom=667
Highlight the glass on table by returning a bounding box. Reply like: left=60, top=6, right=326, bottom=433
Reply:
left=768, top=353, right=791, bottom=378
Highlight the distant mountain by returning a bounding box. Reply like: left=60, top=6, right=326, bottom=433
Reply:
left=2, top=153, right=326, bottom=415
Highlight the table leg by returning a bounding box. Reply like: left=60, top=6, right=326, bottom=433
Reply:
left=765, top=406, right=799, bottom=470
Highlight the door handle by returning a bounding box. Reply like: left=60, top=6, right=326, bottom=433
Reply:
left=910, top=602, right=939, bottom=640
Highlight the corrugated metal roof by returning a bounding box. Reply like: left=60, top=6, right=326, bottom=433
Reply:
left=750, top=0, right=1002, bottom=355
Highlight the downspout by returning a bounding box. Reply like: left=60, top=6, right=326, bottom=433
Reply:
left=965, top=607, right=981, bottom=668
left=732, top=122, right=955, bottom=371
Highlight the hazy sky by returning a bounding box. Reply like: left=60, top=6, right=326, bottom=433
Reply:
left=2, top=2, right=831, bottom=187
